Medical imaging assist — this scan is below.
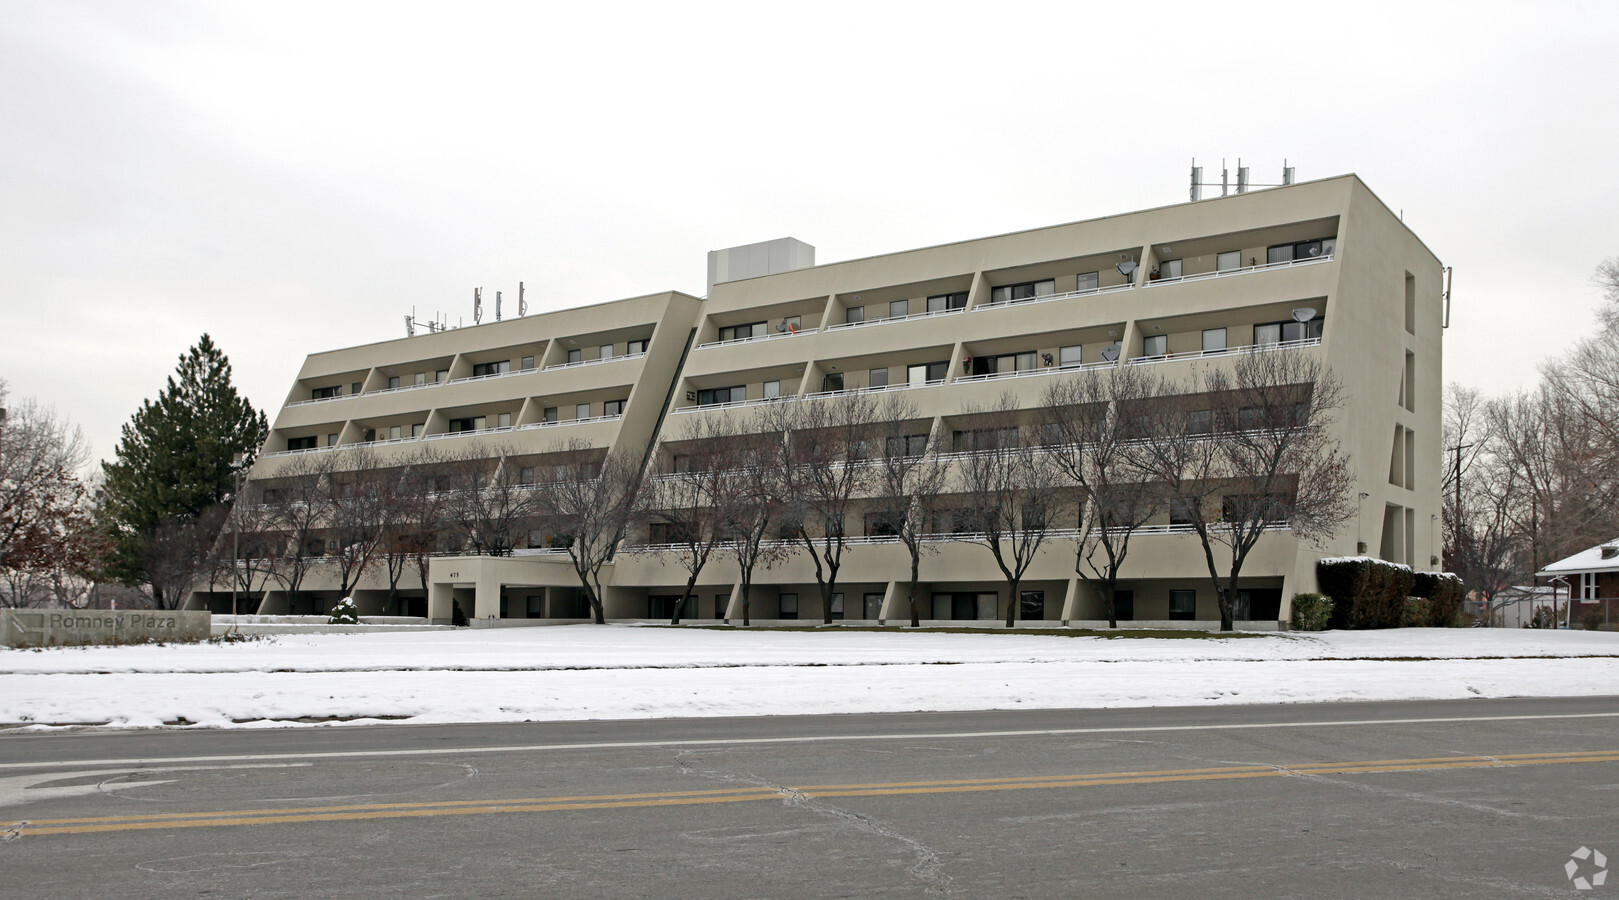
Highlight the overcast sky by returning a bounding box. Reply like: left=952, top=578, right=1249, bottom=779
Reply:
left=4, top=1, right=1617, bottom=468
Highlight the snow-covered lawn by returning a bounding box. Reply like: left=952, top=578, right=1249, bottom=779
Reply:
left=1, top=626, right=1615, bottom=730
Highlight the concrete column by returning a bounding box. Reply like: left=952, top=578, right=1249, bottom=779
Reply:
left=256, top=591, right=288, bottom=615
left=1060, top=575, right=1083, bottom=624
left=428, top=581, right=454, bottom=622
left=718, top=582, right=741, bottom=622
left=474, top=569, right=502, bottom=621
left=876, top=580, right=901, bottom=623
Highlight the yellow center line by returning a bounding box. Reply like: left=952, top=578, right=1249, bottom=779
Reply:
left=9, top=749, right=1617, bottom=838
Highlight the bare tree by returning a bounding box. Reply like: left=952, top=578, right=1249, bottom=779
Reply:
left=715, top=422, right=787, bottom=627
left=953, top=394, right=1067, bottom=628
left=638, top=417, right=735, bottom=624
left=1, top=384, right=92, bottom=590
left=402, top=449, right=454, bottom=605
left=870, top=395, right=945, bottom=627
left=1137, top=351, right=1354, bottom=631
left=536, top=439, right=643, bottom=625
left=325, top=450, right=394, bottom=598
left=208, top=492, right=280, bottom=615
left=438, top=445, right=542, bottom=557
left=258, top=453, right=334, bottom=612
left=1041, top=365, right=1165, bottom=628
left=764, top=392, right=881, bottom=624
left=1442, top=384, right=1531, bottom=602
left=139, top=503, right=229, bottom=610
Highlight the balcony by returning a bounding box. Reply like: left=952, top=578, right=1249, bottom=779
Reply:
left=516, top=413, right=625, bottom=431
left=694, top=328, right=818, bottom=351
left=544, top=352, right=645, bottom=372
left=953, top=360, right=1115, bottom=385
left=447, top=364, right=543, bottom=385
left=823, top=307, right=965, bottom=332
left=972, top=281, right=1135, bottom=312
left=285, top=394, right=356, bottom=409
left=1142, top=254, right=1333, bottom=289
left=422, top=425, right=517, bottom=442
left=1127, top=336, right=1322, bottom=367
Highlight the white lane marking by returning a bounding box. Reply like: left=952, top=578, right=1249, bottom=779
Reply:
left=1, top=711, right=1617, bottom=773
left=0, top=763, right=314, bottom=809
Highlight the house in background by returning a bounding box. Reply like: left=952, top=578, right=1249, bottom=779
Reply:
left=1537, top=539, right=1619, bottom=629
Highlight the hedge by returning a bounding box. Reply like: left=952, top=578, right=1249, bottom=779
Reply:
left=1411, top=571, right=1465, bottom=627
left=1289, top=593, right=1333, bottom=631
left=1316, top=557, right=1415, bottom=629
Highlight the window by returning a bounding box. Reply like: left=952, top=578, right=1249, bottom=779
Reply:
left=1267, top=237, right=1335, bottom=264
left=519, top=466, right=534, bottom=484
left=864, top=593, right=885, bottom=619
left=763, top=380, right=781, bottom=400
left=1020, top=591, right=1045, bottom=620
left=599, top=344, right=614, bottom=361
left=718, top=322, right=767, bottom=342
left=521, top=356, right=535, bottom=370
left=1169, top=590, right=1197, bottom=620
left=907, top=361, right=948, bottom=386
left=388, top=425, right=402, bottom=441
left=324, top=433, right=338, bottom=446
left=926, top=291, right=968, bottom=312
left=312, top=385, right=341, bottom=400
left=1202, top=328, right=1227, bottom=353
left=1581, top=572, right=1598, bottom=601
left=567, top=349, right=582, bottom=364
left=829, top=593, right=844, bottom=620
left=867, top=510, right=903, bottom=537
left=649, top=520, right=693, bottom=543
left=497, top=413, right=511, bottom=428
left=603, top=399, right=626, bottom=417
left=1076, top=271, right=1099, bottom=291
left=287, top=436, right=317, bottom=451
left=1142, top=334, right=1168, bottom=357
left=1253, top=319, right=1324, bottom=346
left=1157, top=259, right=1182, bottom=279
left=472, top=360, right=510, bottom=378
left=1169, top=498, right=1197, bottom=525
left=991, top=279, right=1056, bottom=305
left=1223, top=492, right=1287, bottom=522
left=575, top=403, right=591, bottom=420
left=1059, top=345, right=1083, bottom=368
left=388, top=375, right=401, bottom=389
left=627, top=339, right=648, bottom=355
left=778, top=593, right=798, bottom=619
left=889, top=299, right=910, bottom=319
left=1187, top=409, right=1213, bottom=435
left=447, top=416, right=486, bottom=433
left=411, top=423, right=423, bottom=437
left=845, top=305, right=864, bottom=325
left=952, top=426, right=1018, bottom=452
left=869, top=368, right=888, bottom=389
left=415, top=372, right=427, bottom=386
left=351, top=382, right=363, bottom=395
left=697, top=386, right=746, bottom=407
left=821, top=372, right=844, bottom=392
left=886, top=433, right=928, bottom=458
left=1216, top=251, right=1241, bottom=272
left=436, top=369, right=448, bottom=383
left=542, top=406, right=558, bottom=423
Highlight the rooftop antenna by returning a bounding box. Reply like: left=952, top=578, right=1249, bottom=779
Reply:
left=1236, top=158, right=1250, bottom=194
left=495, top=290, right=502, bottom=322
left=1190, top=158, right=1203, bottom=201
left=518, top=281, right=528, bottom=317
left=473, top=288, right=483, bottom=325
left=405, top=311, right=415, bottom=337
left=1188, top=159, right=1298, bottom=200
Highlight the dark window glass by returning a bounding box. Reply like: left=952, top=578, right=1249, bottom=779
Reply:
left=1169, top=590, right=1197, bottom=620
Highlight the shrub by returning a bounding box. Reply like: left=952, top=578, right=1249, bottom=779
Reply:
left=1582, top=608, right=1605, bottom=631
left=1400, top=596, right=1430, bottom=628
left=1317, top=558, right=1415, bottom=629
left=329, top=596, right=360, bottom=625
left=1528, top=607, right=1558, bottom=629
left=451, top=600, right=468, bottom=627
left=1289, top=593, right=1333, bottom=631
left=1412, top=572, right=1465, bottom=627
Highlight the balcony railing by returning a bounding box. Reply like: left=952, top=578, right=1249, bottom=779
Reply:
left=447, top=366, right=542, bottom=386
left=285, top=394, right=355, bottom=408
left=516, top=413, right=625, bottom=430
left=823, top=307, right=966, bottom=332
left=799, top=379, right=947, bottom=401
left=365, top=380, right=443, bottom=398
left=260, top=444, right=340, bottom=459
left=694, top=328, right=819, bottom=351
left=671, top=379, right=947, bottom=415
left=544, top=352, right=645, bottom=371
left=972, top=282, right=1135, bottom=312
left=423, top=425, right=517, bottom=442
left=1127, top=336, right=1322, bottom=366
left=953, top=360, right=1115, bottom=385
left=1142, top=253, right=1334, bottom=289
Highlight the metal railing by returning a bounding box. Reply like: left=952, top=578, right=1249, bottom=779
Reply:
left=447, top=366, right=542, bottom=386
left=422, top=425, right=517, bottom=442
left=365, top=380, right=443, bottom=397
left=1127, top=336, right=1322, bottom=367
left=953, top=360, right=1115, bottom=385
left=544, top=352, right=646, bottom=371
left=1142, top=253, right=1334, bottom=288
left=694, top=328, right=819, bottom=351
left=823, top=306, right=966, bottom=332
left=972, top=282, right=1135, bottom=312
left=285, top=394, right=355, bottom=408
left=516, top=413, right=624, bottom=430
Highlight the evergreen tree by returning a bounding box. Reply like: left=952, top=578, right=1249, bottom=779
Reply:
left=100, top=334, right=268, bottom=601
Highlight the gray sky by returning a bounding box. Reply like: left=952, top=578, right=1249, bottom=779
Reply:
left=4, top=0, right=1617, bottom=468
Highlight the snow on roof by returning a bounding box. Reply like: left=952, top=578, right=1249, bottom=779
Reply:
left=1537, top=538, right=1619, bottom=576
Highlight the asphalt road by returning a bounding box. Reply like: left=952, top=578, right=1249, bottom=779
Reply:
left=2, top=697, right=1617, bottom=898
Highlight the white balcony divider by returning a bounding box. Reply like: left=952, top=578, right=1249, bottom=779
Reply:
left=694, top=327, right=819, bottom=351
left=1127, top=336, right=1322, bottom=367
left=543, top=352, right=645, bottom=371
left=972, top=281, right=1134, bottom=312
left=822, top=306, right=966, bottom=332
left=1141, top=253, right=1333, bottom=289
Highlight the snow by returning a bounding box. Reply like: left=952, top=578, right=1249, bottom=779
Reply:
left=1, top=626, right=1615, bottom=730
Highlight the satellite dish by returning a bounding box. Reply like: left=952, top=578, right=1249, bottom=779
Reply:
left=777, top=320, right=788, bottom=332
left=1100, top=343, right=1120, bottom=362
left=1115, top=261, right=1138, bottom=279
left=1292, top=308, right=1317, bottom=323
left=1308, top=245, right=1322, bottom=256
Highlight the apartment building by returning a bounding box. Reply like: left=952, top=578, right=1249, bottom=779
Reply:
left=197, top=174, right=1442, bottom=627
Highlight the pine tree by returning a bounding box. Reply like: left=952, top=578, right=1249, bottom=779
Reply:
left=100, top=335, right=268, bottom=602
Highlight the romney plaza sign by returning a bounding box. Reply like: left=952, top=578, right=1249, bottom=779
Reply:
left=0, top=609, right=211, bottom=648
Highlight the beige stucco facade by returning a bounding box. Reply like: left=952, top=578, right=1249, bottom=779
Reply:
left=194, top=175, right=1443, bottom=628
